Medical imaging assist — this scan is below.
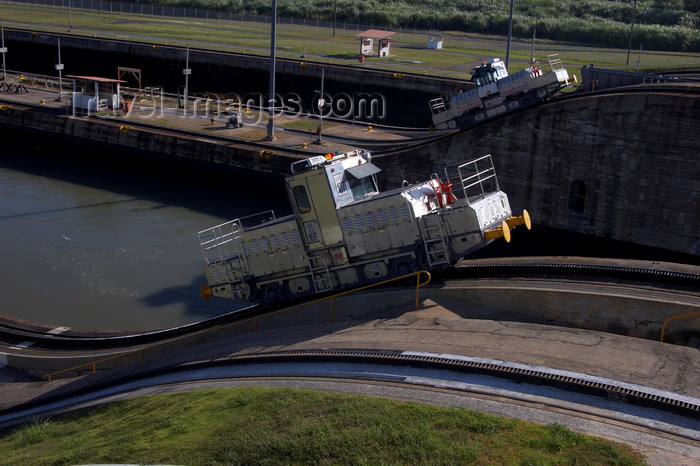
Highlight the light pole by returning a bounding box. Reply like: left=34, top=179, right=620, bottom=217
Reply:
left=332, top=0, right=337, bottom=37
left=55, top=38, right=64, bottom=101
left=1, top=25, right=7, bottom=81
left=315, top=68, right=325, bottom=144
left=266, top=0, right=277, bottom=141
left=626, top=0, right=638, bottom=66
left=505, top=0, right=514, bottom=71
left=68, top=0, right=72, bottom=32
left=183, top=44, right=191, bottom=112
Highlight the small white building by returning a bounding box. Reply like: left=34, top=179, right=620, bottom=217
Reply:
left=68, top=75, right=125, bottom=112
left=427, top=35, right=443, bottom=50
left=356, top=29, right=395, bottom=57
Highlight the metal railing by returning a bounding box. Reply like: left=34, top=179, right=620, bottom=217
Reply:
left=659, top=310, right=700, bottom=343
left=453, top=154, right=499, bottom=203
left=42, top=270, right=432, bottom=381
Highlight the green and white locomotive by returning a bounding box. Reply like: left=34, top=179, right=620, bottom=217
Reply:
left=198, top=149, right=530, bottom=306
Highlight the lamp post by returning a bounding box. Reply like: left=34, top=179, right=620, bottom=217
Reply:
left=55, top=38, right=64, bottom=101
left=332, top=0, right=337, bottom=37
left=626, top=0, right=638, bottom=66
left=1, top=25, right=7, bottom=81
left=68, top=0, right=72, bottom=32
left=183, top=44, right=191, bottom=112
left=315, top=68, right=325, bottom=144
left=505, top=0, right=514, bottom=71
left=266, top=0, right=277, bottom=141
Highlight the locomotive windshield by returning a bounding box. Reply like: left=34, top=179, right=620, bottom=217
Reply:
left=346, top=161, right=380, bottom=200
left=349, top=175, right=378, bottom=199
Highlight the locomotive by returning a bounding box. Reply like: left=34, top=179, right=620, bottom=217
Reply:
left=198, top=149, right=530, bottom=306
left=429, top=54, right=572, bottom=130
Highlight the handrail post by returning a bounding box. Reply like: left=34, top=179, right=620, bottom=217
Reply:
left=415, top=273, right=420, bottom=309
left=660, top=311, right=700, bottom=342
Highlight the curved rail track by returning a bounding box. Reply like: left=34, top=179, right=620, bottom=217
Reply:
left=1, top=256, right=697, bottom=349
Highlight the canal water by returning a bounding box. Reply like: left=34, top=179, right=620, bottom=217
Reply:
left=0, top=142, right=288, bottom=331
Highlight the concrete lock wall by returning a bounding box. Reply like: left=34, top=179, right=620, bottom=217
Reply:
left=4, top=29, right=465, bottom=127
left=378, top=86, right=700, bottom=257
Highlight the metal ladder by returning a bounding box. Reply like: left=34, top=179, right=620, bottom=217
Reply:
left=226, top=253, right=250, bottom=302
left=307, top=250, right=333, bottom=293
left=418, top=214, right=450, bottom=267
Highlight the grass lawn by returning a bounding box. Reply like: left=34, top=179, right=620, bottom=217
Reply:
left=0, top=386, right=645, bottom=465
left=1, top=2, right=698, bottom=81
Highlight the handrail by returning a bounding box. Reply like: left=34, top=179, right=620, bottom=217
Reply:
left=42, top=270, right=432, bottom=381
left=659, top=311, right=700, bottom=343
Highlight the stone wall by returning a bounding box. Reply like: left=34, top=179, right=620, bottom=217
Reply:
left=378, top=85, right=700, bottom=256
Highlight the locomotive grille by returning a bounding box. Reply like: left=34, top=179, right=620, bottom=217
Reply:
left=400, top=204, right=411, bottom=219
left=389, top=207, right=399, bottom=221
left=270, top=235, right=280, bottom=248
left=354, top=215, right=364, bottom=229
left=343, top=217, right=353, bottom=232
left=260, top=238, right=269, bottom=251
left=290, top=231, right=301, bottom=243
left=377, top=209, right=388, bottom=224
left=209, top=264, right=228, bottom=282
left=365, top=212, right=376, bottom=227
left=280, top=233, right=290, bottom=245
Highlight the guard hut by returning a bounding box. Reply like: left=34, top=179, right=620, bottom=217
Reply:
left=427, top=35, right=443, bottom=50
left=67, top=75, right=125, bottom=112
left=357, top=29, right=395, bottom=57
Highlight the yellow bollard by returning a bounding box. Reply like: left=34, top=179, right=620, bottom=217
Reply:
left=40, top=99, right=45, bottom=105
left=484, top=221, right=511, bottom=243
left=506, top=209, right=532, bottom=230
left=366, top=125, right=372, bottom=132
left=301, top=142, right=307, bottom=149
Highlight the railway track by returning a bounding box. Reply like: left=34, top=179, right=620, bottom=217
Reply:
left=449, top=257, right=700, bottom=290
left=1, top=256, right=697, bottom=349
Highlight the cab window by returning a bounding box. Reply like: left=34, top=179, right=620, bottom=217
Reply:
left=292, top=185, right=311, bottom=213
left=349, top=176, right=378, bottom=200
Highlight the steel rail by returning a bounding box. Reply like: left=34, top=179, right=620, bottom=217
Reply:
left=453, top=260, right=700, bottom=282
left=187, top=349, right=700, bottom=419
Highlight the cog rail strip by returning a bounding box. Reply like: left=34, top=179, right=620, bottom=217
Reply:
left=184, top=349, right=700, bottom=420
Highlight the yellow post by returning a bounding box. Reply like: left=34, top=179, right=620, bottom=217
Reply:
left=660, top=311, right=700, bottom=342
left=415, top=274, right=420, bottom=309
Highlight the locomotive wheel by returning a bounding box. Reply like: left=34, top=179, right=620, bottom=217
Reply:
left=263, top=285, right=285, bottom=308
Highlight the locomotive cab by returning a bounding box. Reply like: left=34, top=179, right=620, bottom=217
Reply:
left=471, top=58, right=509, bottom=99
left=286, top=149, right=380, bottom=250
